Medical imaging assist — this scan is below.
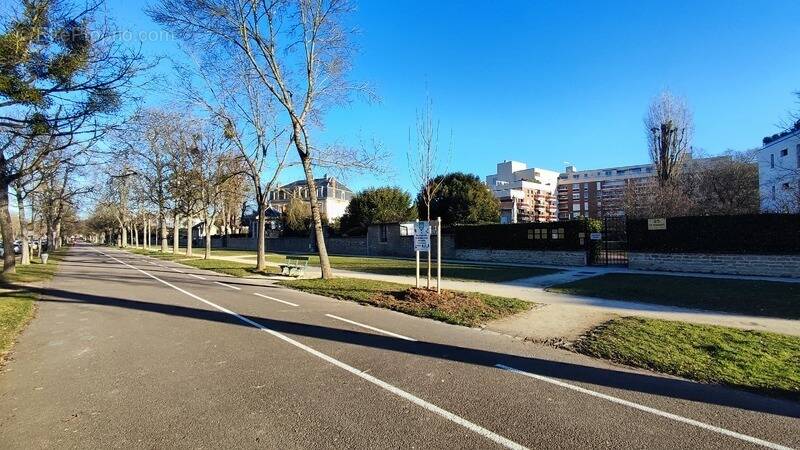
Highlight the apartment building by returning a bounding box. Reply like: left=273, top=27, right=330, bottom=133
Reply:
left=485, top=161, right=560, bottom=223
left=556, top=163, right=654, bottom=220
left=758, top=128, right=800, bottom=212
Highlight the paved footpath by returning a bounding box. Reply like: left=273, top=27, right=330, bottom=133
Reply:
left=1, top=245, right=798, bottom=449
left=212, top=254, right=800, bottom=339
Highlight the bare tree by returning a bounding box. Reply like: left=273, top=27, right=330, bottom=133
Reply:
left=407, top=96, right=450, bottom=288
left=149, top=0, right=377, bottom=279
left=408, top=96, right=450, bottom=222
left=170, top=50, right=290, bottom=271
left=0, top=0, right=149, bottom=273
left=645, top=91, right=693, bottom=185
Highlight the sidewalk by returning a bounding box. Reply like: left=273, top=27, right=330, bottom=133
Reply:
left=203, top=254, right=800, bottom=340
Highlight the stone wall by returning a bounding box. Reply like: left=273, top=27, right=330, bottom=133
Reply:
left=365, top=224, right=454, bottom=258
left=454, top=248, right=586, bottom=267
left=629, top=252, right=800, bottom=278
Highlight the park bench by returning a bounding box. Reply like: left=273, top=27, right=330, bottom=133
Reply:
left=279, top=255, right=310, bottom=277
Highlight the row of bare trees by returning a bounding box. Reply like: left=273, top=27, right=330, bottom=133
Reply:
left=0, top=0, right=151, bottom=274
left=86, top=110, right=250, bottom=260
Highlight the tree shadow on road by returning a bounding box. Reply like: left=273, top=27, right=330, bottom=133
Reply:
left=29, top=285, right=800, bottom=419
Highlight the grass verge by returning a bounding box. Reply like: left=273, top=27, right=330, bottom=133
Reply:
left=179, top=258, right=277, bottom=277
left=0, top=252, right=65, bottom=284
left=547, top=273, right=800, bottom=319
left=0, top=291, right=38, bottom=362
left=126, top=248, right=277, bottom=276
left=576, top=317, right=800, bottom=399
left=278, top=277, right=532, bottom=327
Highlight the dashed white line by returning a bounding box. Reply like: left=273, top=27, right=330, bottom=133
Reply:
left=169, top=267, right=184, bottom=273
left=325, top=314, right=417, bottom=341
left=253, top=292, right=299, bottom=307
left=495, top=364, right=792, bottom=450
left=215, top=281, right=241, bottom=290
left=188, top=273, right=206, bottom=280
left=95, top=248, right=527, bottom=450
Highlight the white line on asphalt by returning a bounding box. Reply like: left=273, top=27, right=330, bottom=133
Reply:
left=253, top=292, right=299, bottom=307
left=188, top=273, right=206, bottom=280
left=215, top=281, right=241, bottom=290
left=95, top=248, right=526, bottom=450
left=495, top=364, right=792, bottom=450
left=325, top=314, right=417, bottom=342
left=170, top=267, right=184, bottom=273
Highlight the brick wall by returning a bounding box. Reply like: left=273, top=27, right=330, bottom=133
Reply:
left=454, top=248, right=586, bottom=266
left=629, top=252, right=800, bottom=278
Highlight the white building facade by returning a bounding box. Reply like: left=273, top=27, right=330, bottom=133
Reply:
left=758, top=129, right=800, bottom=212
left=486, top=161, right=560, bottom=223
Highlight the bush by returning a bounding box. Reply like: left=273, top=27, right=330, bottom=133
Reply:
left=453, top=221, right=587, bottom=251
left=627, top=214, right=800, bottom=254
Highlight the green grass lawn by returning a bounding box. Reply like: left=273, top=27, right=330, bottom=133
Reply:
left=127, top=248, right=277, bottom=276
left=0, top=291, right=38, bottom=362
left=547, top=273, right=800, bottom=319
left=262, top=253, right=559, bottom=283
left=576, top=317, right=800, bottom=399
left=279, top=277, right=533, bottom=327
left=138, top=245, right=560, bottom=282
left=179, top=258, right=277, bottom=277
left=0, top=251, right=65, bottom=284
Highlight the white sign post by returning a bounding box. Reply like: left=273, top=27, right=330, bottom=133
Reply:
left=436, top=217, right=442, bottom=293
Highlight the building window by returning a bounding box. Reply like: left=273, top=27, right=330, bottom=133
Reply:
left=572, top=204, right=580, bottom=211
left=533, top=228, right=546, bottom=240
left=770, top=154, right=775, bottom=168
left=572, top=193, right=580, bottom=200
left=780, top=148, right=788, bottom=157
left=605, top=171, right=612, bottom=176
left=572, top=175, right=579, bottom=179
left=551, top=228, right=565, bottom=239
left=783, top=182, right=791, bottom=190
left=379, top=224, right=388, bottom=242
left=596, top=182, right=601, bottom=189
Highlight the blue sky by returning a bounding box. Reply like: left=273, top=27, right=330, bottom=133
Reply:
left=109, top=0, right=800, bottom=192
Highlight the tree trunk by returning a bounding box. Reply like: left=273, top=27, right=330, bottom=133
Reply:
left=203, top=212, right=212, bottom=259
left=16, top=190, right=30, bottom=265
left=160, top=215, right=168, bottom=253
left=298, top=151, right=332, bottom=279
left=186, top=215, right=193, bottom=257
left=133, top=223, right=139, bottom=247
left=54, top=220, right=62, bottom=249
left=172, top=213, right=180, bottom=254
left=0, top=181, right=17, bottom=274
left=256, top=201, right=266, bottom=271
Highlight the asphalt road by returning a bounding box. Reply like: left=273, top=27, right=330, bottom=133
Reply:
left=1, top=245, right=798, bottom=449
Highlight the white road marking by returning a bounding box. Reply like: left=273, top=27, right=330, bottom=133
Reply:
left=148, top=261, right=159, bottom=266
left=95, top=248, right=526, bottom=450
left=495, top=364, right=792, bottom=450
left=188, top=273, right=206, bottom=280
left=169, top=267, right=184, bottom=273
left=325, top=314, right=417, bottom=342
left=253, top=292, right=299, bottom=307
left=215, top=281, right=241, bottom=290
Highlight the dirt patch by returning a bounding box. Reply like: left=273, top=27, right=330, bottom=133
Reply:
left=369, top=287, right=529, bottom=327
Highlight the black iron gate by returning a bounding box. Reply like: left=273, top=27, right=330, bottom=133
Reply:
left=589, top=216, right=628, bottom=265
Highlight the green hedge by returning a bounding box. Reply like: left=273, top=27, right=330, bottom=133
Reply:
left=453, top=221, right=587, bottom=251
left=627, top=214, right=800, bottom=254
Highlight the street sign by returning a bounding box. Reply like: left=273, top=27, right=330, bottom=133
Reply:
left=647, top=218, right=667, bottom=230
left=414, top=221, right=431, bottom=251
left=590, top=232, right=602, bottom=240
